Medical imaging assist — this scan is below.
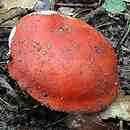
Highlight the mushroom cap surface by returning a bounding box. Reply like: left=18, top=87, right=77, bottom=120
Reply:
left=8, top=11, right=118, bottom=112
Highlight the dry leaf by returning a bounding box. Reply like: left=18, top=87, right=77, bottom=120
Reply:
left=123, top=0, right=130, bottom=2
left=0, top=0, right=37, bottom=9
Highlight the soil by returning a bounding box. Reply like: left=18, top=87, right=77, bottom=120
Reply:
left=0, top=0, right=130, bottom=130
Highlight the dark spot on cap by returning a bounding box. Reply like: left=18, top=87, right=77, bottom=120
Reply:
left=42, top=91, right=48, bottom=97
left=58, top=26, right=64, bottom=32
left=60, top=97, right=64, bottom=101
left=94, top=44, right=103, bottom=54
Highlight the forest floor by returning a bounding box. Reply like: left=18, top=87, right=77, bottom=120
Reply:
left=0, top=0, right=130, bottom=130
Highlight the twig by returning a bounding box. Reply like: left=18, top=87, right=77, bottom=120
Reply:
left=117, top=28, right=130, bottom=47
left=98, top=0, right=103, bottom=5
left=0, top=61, right=8, bottom=64
left=0, top=97, right=16, bottom=110
left=119, top=120, right=123, bottom=130
left=80, top=6, right=105, bottom=21
left=115, top=20, right=130, bottom=61
left=44, top=114, right=71, bottom=128
left=55, top=3, right=98, bottom=8
left=96, top=21, right=116, bottom=29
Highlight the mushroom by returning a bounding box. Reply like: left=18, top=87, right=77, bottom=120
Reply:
left=7, top=11, right=119, bottom=130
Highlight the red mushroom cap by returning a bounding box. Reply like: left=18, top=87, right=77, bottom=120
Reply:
left=8, top=11, right=118, bottom=112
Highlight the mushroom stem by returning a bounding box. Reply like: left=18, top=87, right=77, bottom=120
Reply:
left=65, top=90, right=130, bottom=130
left=66, top=112, right=118, bottom=130
left=100, top=90, right=130, bottom=121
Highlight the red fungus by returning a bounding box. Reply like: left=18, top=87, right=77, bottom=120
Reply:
left=7, top=11, right=118, bottom=112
